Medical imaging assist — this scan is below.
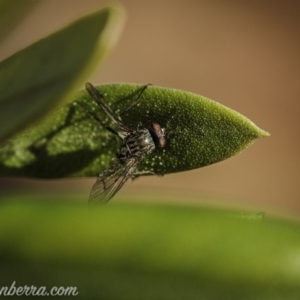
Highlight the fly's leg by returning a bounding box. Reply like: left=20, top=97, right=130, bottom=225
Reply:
left=78, top=102, right=120, bottom=137
left=86, top=82, right=123, bottom=126
left=131, top=170, right=156, bottom=180
left=119, top=84, right=152, bottom=117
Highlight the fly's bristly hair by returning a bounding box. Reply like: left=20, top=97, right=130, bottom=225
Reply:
left=85, top=82, right=166, bottom=205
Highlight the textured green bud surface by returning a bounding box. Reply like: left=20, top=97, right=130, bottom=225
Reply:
left=0, top=84, right=269, bottom=178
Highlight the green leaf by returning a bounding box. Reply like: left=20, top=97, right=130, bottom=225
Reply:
left=0, top=0, right=38, bottom=44
left=0, top=201, right=299, bottom=299
left=0, top=84, right=269, bottom=178
left=0, top=5, right=125, bottom=143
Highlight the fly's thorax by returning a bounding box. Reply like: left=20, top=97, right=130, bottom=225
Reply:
left=117, top=128, right=155, bottom=163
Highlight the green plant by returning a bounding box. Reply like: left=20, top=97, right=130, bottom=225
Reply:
left=0, top=1, right=267, bottom=180
left=1, top=3, right=299, bottom=300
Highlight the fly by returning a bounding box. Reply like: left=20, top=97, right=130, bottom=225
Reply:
left=84, top=82, right=166, bottom=204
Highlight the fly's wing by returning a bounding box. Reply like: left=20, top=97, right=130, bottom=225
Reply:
left=89, top=158, right=137, bottom=204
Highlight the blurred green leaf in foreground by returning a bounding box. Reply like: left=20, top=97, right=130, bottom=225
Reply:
left=0, top=201, right=299, bottom=300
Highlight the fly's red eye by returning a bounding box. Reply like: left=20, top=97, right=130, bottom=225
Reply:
left=150, top=123, right=166, bottom=149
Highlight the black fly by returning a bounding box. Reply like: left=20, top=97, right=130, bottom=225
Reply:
left=84, top=82, right=166, bottom=204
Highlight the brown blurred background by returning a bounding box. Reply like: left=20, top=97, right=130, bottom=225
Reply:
left=0, top=0, right=299, bottom=216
